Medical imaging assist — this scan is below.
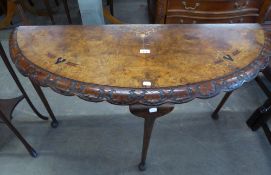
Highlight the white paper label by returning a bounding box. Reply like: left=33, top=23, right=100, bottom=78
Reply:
left=149, top=108, right=158, bottom=113
left=140, top=49, right=151, bottom=54
left=143, top=81, right=152, bottom=87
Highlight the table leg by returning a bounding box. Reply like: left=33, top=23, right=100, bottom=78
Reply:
left=247, top=99, right=271, bottom=131
left=262, top=123, right=271, bottom=144
left=0, top=100, right=38, bottom=157
left=28, top=0, right=34, bottom=6
left=211, top=91, right=233, bottom=120
left=255, top=76, right=271, bottom=97
left=62, top=0, right=72, bottom=24
left=129, top=104, right=174, bottom=171
left=139, top=115, right=156, bottom=171
left=0, top=0, right=16, bottom=29
left=29, top=79, right=59, bottom=128
left=0, top=96, right=24, bottom=121
left=107, top=0, right=113, bottom=15
left=55, top=0, right=59, bottom=6
left=16, top=2, right=30, bottom=25
left=0, top=0, right=7, bottom=15
left=43, top=0, right=55, bottom=24
left=246, top=99, right=271, bottom=144
left=0, top=43, right=48, bottom=121
left=18, top=0, right=56, bottom=16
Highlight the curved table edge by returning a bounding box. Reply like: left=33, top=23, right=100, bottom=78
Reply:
left=9, top=27, right=271, bottom=106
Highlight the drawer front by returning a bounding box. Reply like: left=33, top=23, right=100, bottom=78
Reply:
left=167, top=0, right=263, bottom=12
left=166, top=15, right=258, bottom=24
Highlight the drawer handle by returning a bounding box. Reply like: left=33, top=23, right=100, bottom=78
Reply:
left=229, top=17, right=244, bottom=23
left=235, top=0, right=249, bottom=9
left=180, top=19, right=197, bottom=24
left=182, top=1, right=200, bottom=10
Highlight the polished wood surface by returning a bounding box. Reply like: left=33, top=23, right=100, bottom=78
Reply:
left=8, top=24, right=271, bottom=171
left=13, top=24, right=265, bottom=87
left=9, top=24, right=271, bottom=105
left=149, top=0, right=271, bottom=24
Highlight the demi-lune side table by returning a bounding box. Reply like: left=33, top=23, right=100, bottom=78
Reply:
left=9, top=24, right=271, bottom=170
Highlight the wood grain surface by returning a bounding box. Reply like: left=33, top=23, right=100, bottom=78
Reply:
left=9, top=24, right=271, bottom=105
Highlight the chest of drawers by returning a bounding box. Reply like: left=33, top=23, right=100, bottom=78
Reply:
left=148, top=0, right=271, bottom=24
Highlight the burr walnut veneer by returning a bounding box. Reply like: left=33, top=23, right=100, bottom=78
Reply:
left=9, top=24, right=271, bottom=170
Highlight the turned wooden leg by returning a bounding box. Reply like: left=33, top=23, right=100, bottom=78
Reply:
left=211, top=91, right=233, bottom=120
left=129, top=104, right=174, bottom=171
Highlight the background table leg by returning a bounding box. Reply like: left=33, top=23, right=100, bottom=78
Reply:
left=28, top=0, right=34, bottom=6
left=211, top=91, right=233, bottom=120
left=62, top=0, right=72, bottom=24
left=0, top=0, right=16, bottom=29
left=43, top=0, right=55, bottom=24
left=16, top=2, right=30, bottom=26
left=107, top=0, right=114, bottom=15
left=0, top=43, right=48, bottom=121
left=0, top=103, right=38, bottom=157
left=55, top=0, right=59, bottom=6
left=247, top=99, right=271, bottom=131
left=262, top=123, right=271, bottom=144
left=0, top=96, right=24, bottom=121
left=29, top=79, right=59, bottom=128
left=246, top=99, right=271, bottom=144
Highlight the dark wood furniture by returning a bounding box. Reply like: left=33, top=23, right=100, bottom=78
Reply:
left=148, top=0, right=271, bottom=24
left=213, top=48, right=271, bottom=144
left=0, top=0, right=71, bottom=29
left=9, top=24, right=271, bottom=170
left=0, top=41, right=55, bottom=157
left=147, top=0, right=271, bottom=145
left=26, top=0, right=72, bottom=24
left=107, top=0, right=114, bottom=15
left=0, top=0, right=28, bottom=29
left=247, top=98, right=271, bottom=144
left=0, top=98, right=37, bottom=157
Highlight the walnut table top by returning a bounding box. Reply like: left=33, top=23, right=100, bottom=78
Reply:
left=9, top=24, right=271, bottom=106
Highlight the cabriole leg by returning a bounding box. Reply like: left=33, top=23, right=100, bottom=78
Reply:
left=139, top=115, right=156, bottom=171
left=29, top=79, right=59, bottom=128
left=129, top=104, right=174, bottom=171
